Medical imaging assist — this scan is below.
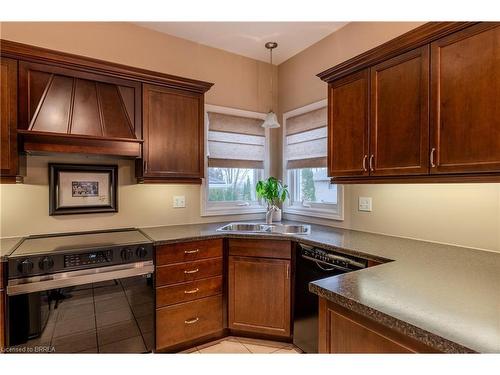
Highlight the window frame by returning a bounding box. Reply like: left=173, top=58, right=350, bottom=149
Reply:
left=282, top=99, right=344, bottom=221
left=201, top=104, right=269, bottom=217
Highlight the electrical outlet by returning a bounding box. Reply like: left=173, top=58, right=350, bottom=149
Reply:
left=173, top=196, right=186, bottom=208
left=358, top=197, right=372, bottom=212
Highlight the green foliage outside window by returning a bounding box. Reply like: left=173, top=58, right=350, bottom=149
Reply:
left=301, top=168, right=316, bottom=202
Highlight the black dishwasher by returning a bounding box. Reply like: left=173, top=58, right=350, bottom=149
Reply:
left=293, top=244, right=367, bottom=353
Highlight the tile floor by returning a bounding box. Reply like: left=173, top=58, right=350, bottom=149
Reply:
left=183, top=336, right=302, bottom=354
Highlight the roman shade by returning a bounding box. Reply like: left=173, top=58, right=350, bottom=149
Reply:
left=285, top=106, right=327, bottom=169
left=207, top=112, right=265, bottom=169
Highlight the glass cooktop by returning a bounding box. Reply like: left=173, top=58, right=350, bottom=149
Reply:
left=10, top=229, right=152, bottom=257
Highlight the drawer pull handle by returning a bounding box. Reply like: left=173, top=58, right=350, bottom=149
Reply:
left=184, top=288, right=199, bottom=294
left=184, top=317, right=199, bottom=325
left=369, top=154, right=375, bottom=172
left=184, top=268, right=199, bottom=274
left=184, top=249, right=199, bottom=254
left=430, top=147, right=436, bottom=168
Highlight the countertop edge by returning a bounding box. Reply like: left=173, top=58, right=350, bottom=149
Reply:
left=151, top=231, right=391, bottom=263
left=308, top=282, right=475, bottom=353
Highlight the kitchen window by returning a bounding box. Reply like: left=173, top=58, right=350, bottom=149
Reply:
left=283, top=100, right=343, bottom=220
left=202, top=105, right=268, bottom=216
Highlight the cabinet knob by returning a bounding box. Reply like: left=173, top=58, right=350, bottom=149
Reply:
left=362, top=155, right=368, bottom=172
left=184, top=268, right=199, bottom=274
left=184, top=288, right=200, bottom=294
left=184, top=249, right=199, bottom=254
left=184, top=317, right=199, bottom=325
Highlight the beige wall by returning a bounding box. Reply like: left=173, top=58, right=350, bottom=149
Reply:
left=1, top=22, right=499, bottom=252
left=0, top=22, right=279, bottom=237
left=279, top=22, right=500, bottom=252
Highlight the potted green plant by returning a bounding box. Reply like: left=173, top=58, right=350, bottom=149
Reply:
left=255, top=177, right=289, bottom=222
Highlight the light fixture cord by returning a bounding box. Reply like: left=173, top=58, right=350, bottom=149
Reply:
left=269, top=47, right=273, bottom=112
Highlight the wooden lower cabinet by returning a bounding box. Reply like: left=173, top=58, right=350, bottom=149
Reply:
left=156, top=276, right=222, bottom=308
left=156, top=295, right=223, bottom=349
left=319, top=298, right=438, bottom=353
left=0, top=262, right=4, bottom=350
left=228, top=240, right=292, bottom=338
left=0, top=290, right=4, bottom=350
left=156, top=258, right=223, bottom=287
left=155, top=239, right=224, bottom=352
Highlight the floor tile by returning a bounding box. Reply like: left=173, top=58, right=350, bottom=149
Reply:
left=187, top=337, right=301, bottom=354
left=95, top=307, right=135, bottom=328
left=56, top=303, right=95, bottom=322
left=236, top=336, right=288, bottom=349
left=136, top=315, right=154, bottom=334
left=241, top=342, right=283, bottom=354
left=96, top=319, right=142, bottom=346
left=272, top=347, right=302, bottom=354
left=195, top=337, right=227, bottom=351
left=131, top=302, right=154, bottom=318
left=52, top=329, right=97, bottom=353
left=99, top=336, right=147, bottom=353
left=94, top=297, right=130, bottom=314
left=52, top=315, right=96, bottom=338
left=198, top=340, right=251, bottom=354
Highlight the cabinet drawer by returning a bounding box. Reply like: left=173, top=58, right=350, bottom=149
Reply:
left=156, top=276, right=223, bottom=308
left=156, top=257, right=223, bottom=286
left=228, top=239, right=291, bottom=259
left=156, top=239, right=223, bottom=265
left=156, top=295, right=223, bottom=350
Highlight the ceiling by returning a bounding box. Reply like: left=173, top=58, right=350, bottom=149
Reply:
left=134, top=22, right=347, bottom=65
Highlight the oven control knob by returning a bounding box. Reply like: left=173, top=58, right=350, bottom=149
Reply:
left=39, top=256, right=54, bottom=271
left=136, top=246, right=148, bottom=259
left=18, top=259, right=34, bottom=274
left=121, top=248, right=134, bottom=261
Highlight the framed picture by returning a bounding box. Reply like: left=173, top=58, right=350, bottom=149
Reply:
left=49, top=164, right=118, bottom=215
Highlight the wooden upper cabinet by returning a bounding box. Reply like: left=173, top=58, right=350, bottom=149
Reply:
left=430, top=23, right=500, bottom=174
left=370, top=46, right=430, bottom=176
left=328, top=69, right=369, bottom=177
left=139, top=84, right=204, bottom=183
left=0, top=57, right=20, bottom=182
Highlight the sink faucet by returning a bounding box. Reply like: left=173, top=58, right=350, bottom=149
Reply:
left=266, top=205, right=278, bottom=224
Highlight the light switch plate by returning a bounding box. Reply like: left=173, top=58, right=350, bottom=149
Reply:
left=358, top=197, right=372, bottom=212
left=173, top=196, right=186, bottom=208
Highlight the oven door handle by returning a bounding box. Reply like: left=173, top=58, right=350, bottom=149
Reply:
left=7, top=261, right=154, bottom=296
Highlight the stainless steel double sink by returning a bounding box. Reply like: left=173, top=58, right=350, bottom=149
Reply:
left=217, top=222, right=311, bottom=235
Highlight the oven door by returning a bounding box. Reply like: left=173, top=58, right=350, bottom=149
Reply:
left=7, top=261, right=154, bottom=354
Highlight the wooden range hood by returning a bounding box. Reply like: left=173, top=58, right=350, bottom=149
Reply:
left=17, top=61, right=143, bottom=157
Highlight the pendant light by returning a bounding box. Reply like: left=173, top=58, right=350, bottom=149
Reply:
left=262, top=41, right=280, bottom=129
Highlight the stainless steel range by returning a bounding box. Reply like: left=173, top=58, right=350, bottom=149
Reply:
left=5, top=229, right=154, bottom=354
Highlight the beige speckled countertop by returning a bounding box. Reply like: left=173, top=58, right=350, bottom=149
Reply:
left=2, top=221, right=498, bottom=353
left=140, top=221, right=500, bottom=353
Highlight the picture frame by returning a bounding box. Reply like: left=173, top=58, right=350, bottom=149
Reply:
left=49, top=164, right=118, bottom=215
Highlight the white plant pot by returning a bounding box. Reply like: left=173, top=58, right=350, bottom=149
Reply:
left=272, top=208, right=282, bottom=222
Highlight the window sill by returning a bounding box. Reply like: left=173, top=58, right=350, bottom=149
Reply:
left=284, top=206, right=344, bottom=221
left=201, top=206, right=266, bottom=217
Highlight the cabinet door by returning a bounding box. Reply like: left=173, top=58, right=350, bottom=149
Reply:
left=370, top=46, right=430, bottom=176
left=430, top=23, right=500, bottom=174
left=228, top=256, right=291, bottom=337
left=319, top=298, right=438, bottom=353
left=0, top=57, right=18, bottom=180
left=328, top=69, right=369, bottom=177
left=142, top=84, right=204, bottom=182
